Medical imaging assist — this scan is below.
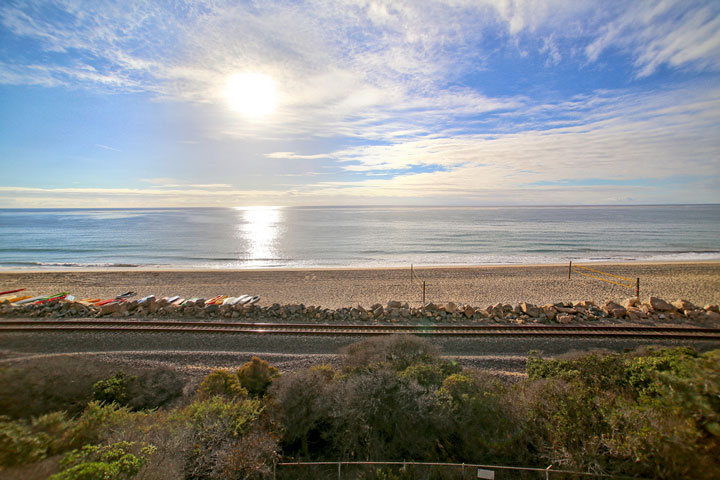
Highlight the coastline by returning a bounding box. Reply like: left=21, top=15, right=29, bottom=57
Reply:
left=1, top=261, right=718, bottom=308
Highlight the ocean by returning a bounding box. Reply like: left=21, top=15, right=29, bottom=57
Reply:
left=0, top=205, right=718, bottom=269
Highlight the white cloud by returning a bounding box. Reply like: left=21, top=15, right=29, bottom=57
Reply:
left=584, top=0, right=720, bottom=77
left=265, top=152, right=333, bottom=160
left=1, top=1, right=719, bottom=206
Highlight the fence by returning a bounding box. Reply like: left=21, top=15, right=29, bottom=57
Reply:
left=568, top=261, right=639, bottom=298
left=410, top=264, right=427, bottom=307
left=273, top=460, right=643, bottom=479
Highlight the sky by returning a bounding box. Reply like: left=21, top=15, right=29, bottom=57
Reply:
left=0, top=0, right=719, bottom=207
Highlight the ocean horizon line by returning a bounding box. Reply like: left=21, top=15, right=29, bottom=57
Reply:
left=1, top=203, right=719, bottom=211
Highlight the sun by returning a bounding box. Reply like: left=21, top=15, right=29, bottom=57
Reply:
left=225, top=73, right=277, bottom=118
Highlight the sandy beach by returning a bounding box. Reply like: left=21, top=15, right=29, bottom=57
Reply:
left=1, top=262, right=718, bottom=309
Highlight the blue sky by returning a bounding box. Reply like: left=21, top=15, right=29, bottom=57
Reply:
left=0, top=0, right=718, bottom=207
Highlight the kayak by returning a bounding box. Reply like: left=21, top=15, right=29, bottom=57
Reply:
left=35, top=292, right=69, bottom=303
left=0, top=288, right=25, bottom=296
left=205, top=295, right=227, bottom=305
left=137, top=295, right=155, bottom=304
left=230, top=295, right=250, bottom=305
left=9, top=295, right=38, bottom=304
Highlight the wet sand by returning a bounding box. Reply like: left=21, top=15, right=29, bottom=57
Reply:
left=1, top=262, right=718, bottom=309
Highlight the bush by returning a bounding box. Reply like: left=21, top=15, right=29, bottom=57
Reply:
left=126, top=368, right=184, bottom=411
left=0, top=403, right=129, bottom=469
left=182, top=395, right=268, bottom=479
left=270, top=367, right=337, bottom=458
left=93, top=371, right=136, bottom=406
left=327, top=369, right=442, bottom=461
left=401, top=361, right=461, bottom=391
left=0, top=359, right=121, bottom=420
left=237, top=357, right=279, bottom=397
left=0, top=415, right=52, bottom=467
left=0, top=360, right=186, bottom=420
left=198, top=370, right=247, bottom=400
left=48, top=441, right=156, bottom=480
left=521, top=347, right=720, bottom=478
left=341, top=335, right=440, bottom=372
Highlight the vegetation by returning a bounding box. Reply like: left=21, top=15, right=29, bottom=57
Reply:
left=0, top=340, right=717, bottom=479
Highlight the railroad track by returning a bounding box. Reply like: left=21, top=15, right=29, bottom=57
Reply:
left=1, top=320, right=719, bottom=340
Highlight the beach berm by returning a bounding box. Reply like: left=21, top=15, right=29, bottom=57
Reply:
left=1, top=262, right=718, bottom=308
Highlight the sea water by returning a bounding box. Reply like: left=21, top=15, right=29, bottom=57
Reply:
left=0, top=205, right=718, bottom=269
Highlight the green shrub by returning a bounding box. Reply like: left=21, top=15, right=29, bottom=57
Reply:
left=183, top=396, right=268, bottom=480
left=341, top=335, right=440, bottom=372
left=0, top=359, right=121, bottom=420
left=270, top=367, right=337, bottom=458
left=327, top=369, right=442, bottom=461
left=0, top=415, right=51, bottom=467
left=92, top=372, right=136, bottom=406
left=0, top=404, right=130, bottom=469
left=198, top=370, right=247, bottom=399
left=236, top=357, right=279, bottom=397
left=521, top=347, right=720, bottom=478
left=48, top=441, right=156, bottom=480
left=400, top=360, right=461, bottom=391
left=125, top=368, right=184, bottom=411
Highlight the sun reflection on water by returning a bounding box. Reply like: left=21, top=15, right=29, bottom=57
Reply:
left=236, top=206, right=283, bottom=263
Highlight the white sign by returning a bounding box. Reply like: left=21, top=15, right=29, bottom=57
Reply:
left=477, top=468, right=495, bottom=479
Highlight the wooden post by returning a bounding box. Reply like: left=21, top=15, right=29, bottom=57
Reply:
left=636, top=277, right=640, bottom=299
left=338, top=462, right=341, bottom=480
left=568, top=261, right=572, bottom=279
left=422, top=281, right=426, bottom=307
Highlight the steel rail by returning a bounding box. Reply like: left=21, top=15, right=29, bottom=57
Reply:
left=1, top=320, right=719, bottom=340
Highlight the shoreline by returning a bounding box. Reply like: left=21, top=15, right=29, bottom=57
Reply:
left=1, top=259, right=719, bottom=274
left=1, top=261, right=719, bottom=308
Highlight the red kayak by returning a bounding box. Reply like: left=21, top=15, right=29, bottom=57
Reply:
left=0, top=288, right=25, bottom=296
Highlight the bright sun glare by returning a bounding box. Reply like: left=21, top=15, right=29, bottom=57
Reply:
left=225, top=73, right=277, bottom=118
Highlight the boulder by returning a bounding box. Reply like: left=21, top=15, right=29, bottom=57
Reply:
left=387, top=300, right=402, bottom=309
left=575, top=300, right=595, bottom=308
left=486, top=303, right=503, bottom=317
left=540, top=304, right=557, bottom=320
left=604, top=301, right=627, bottom=318
left=463, top=306, right=475, bottom=318
left=147, top=298, right=159, bottom=314
left=370, top=303, right=382, bottom=311
left=624, top=297, right=641, bottom=308
left=672, top=299, right=697, bottom=311
left=98, top=303, right=118, bottom=316
left=373, top=305, right=384, bottom=317
left=626, top=308, right=642, bottom=321
left=648, top=297, right=675, bottom=312
left=444, top=302, right=457, bottom=314
left=520, top=302, right=540, bottom=318
left=557, top=314, right=573, bottom=324
left=705, top=304, right=720, bottom=313
left=424, top=302, right=438, bottom=312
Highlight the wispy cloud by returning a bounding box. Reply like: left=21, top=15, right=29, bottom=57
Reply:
left=95, top=143, right=121, bottom=152
left=265, top=152, right=333, bottom=160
